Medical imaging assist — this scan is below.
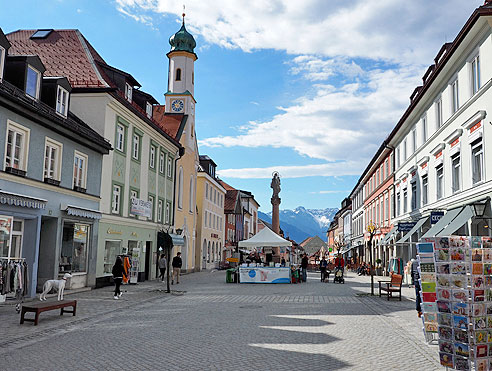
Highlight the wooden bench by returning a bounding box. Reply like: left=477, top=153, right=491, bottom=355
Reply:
left=20, top=300, right=77, bottom=326
left=378, top=274, right=403, bottom=301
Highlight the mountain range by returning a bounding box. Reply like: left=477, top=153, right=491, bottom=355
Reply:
left=258, top=207, right=338, bottom=243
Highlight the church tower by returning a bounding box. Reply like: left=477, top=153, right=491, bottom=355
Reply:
left=165, top=13, right=197, bottom=117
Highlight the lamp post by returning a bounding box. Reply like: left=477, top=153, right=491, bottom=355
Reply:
left=367, top=221, right=378, bottom=296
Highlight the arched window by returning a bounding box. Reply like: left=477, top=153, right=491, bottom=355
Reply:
left=178, top=167, right=183, bottom=209
left=176, top=68, right=181, bottom=81
left=189, top=176, right=194, bottom=212
left=207, top=241, right=211, bottom=263
left=212, top=242, right=215, bottom=262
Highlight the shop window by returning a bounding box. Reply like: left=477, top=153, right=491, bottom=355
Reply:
left=436, top=165, right=444, bottom=200
left=422, top=175, right=428, bottom=206
left=26, top=65, right=41, bottom=99
left=60, top=222, right=89, bottom=273
left=104, top=240, right=121, bottom=274
left=451, top=153, right=461, bottom=193
left=112, top=184, right=121, bottom=214
left=56, top=86, right=69, bottom=117
left=0, top=216, right=23, bottom=259
left=5, top=121, right=30, bottom=172
left=472, top=139, right=483, bottom=184
left=44, top=138, right=62, bottom=181
left=73, top=151, right=88, bottom=191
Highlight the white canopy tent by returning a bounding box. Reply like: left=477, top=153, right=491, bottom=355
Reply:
left=238, top=227, right=292, bottom=249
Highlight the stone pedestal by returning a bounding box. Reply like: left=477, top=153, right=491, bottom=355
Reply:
left=271, top=197, right=281, bottom=262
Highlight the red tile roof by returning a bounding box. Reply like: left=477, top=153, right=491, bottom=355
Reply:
left=224, top=190, right=239, bottom=212
left=152, top=105, right=184, bottom=139
left=219, top=180, right=236, bottom=191
left=7, top=30, right=110, bottom=88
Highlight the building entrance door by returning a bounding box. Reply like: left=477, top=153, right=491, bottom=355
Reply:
left=145, top=241, right=151, bottom=281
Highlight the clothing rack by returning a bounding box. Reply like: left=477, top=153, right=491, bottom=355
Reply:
left=0, top=258, right=28, bottom=311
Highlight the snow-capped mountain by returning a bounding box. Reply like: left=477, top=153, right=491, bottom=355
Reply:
left=258, top=207, right=338, bottom=243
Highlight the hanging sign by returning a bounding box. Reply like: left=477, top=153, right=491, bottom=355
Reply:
left=430, top=211, right=444, bottom=224
left=130, top=198, right=152, bottom=218
left=398, top=222, right=416, bottom=232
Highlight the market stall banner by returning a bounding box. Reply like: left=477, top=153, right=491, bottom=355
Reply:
left=239, top=267, right=290, bottom=284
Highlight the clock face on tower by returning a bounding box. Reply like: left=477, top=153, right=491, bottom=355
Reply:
left=171, top=99, right=184, bottom=112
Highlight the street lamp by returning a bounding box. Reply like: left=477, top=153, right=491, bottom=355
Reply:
left=473, top=200, right=488, bottom=218
left=367, top=221, right=378, bottom=296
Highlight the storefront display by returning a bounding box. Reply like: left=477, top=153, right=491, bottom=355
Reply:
left=104, top=240, right=122, bottom=274
left=60, top=222, right=89, bottom=274
left=417, top=236, right=492, bottom=370
left=0, top=215, right=13, bottom=258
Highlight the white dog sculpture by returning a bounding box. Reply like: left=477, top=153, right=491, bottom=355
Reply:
left=40, top=273, right=72, bottom=301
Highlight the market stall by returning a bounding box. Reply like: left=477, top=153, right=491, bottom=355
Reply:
left=238, top=228, right=292, bottom=284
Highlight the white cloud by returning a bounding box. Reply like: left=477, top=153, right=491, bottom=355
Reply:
left=312, top=190, right=351, bottom=195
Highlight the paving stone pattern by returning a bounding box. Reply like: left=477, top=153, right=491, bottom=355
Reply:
left=0, top=271, right=441, bottom=370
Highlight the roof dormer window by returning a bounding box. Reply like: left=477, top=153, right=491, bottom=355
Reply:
left=56, top=85, right=69, bottom=117
left=26, top=65, right=41, bottom=99
left=0, top=46, right=5, bottom=82
left=30, top=29, right=53, bottom=39
left=146, top=102, right=153, bottom=118
left=125, top=82, right=132, bottom=103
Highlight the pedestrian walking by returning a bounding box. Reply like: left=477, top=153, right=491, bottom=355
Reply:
left=301, top=254, right=309, bottom=282
left=112, top=256, right=126, bottom=300
left=411, top=258, right=422, bottom=317
left=172, top=252, right=182, bottom=284
left=320, top=257, right=328, bottom=282
left=158, top=254, right=167, bottom=281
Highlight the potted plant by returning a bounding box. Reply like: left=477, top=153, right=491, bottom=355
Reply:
left=375, top=259, right=383, bottom=276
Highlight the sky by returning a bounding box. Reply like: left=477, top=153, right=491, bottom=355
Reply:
left=0, top=0, right=485, bottom=212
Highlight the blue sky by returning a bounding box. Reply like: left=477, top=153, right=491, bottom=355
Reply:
left=0, top=0, right=484, bottom=212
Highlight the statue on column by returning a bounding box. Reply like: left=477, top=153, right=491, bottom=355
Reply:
left=271, top=172, right=281, bottom=199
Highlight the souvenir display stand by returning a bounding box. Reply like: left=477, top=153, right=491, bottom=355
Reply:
left=417, top=236, right=492, bottom=370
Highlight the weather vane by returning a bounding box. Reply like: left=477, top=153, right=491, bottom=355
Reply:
left=182, top=4, right=186, bottom=24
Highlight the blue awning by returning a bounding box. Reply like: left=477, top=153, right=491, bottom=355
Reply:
left=0, top=190, right=47, bottom=209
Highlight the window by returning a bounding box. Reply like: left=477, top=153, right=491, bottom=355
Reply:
left=403, top=189, right=408, bottom=214
left=396, top=147, right=400, bottom=168
left=376, top=169, right=380, bottom=185
left=403, top=139, right=407, bottom=161
left=471, top=55, right=481, bottom=95
left=472, top=139, right=484, bottom=184
left=411, top=182, right=417, bottom=210
left=60, top=222, right=89, bottom=273
left=26, top=65, right=41, bottom=99
left=129, top=189, right=138, bottom=216
left=0, top=46, right=5, bottom=81
left=189, top=176, right=194, bottom=212
left=73, top=151, right=88, bottom=189
left=112, top=184, right=121, bottom=214
left=167, top=157, right=173, bottom=178
left=116, top=124, right=125, bottom=152
left=205, top=183, right=209, bottom=199
left=158, top=200, right=163, bottom=223
left=176, top=68, right=182, bottom=81
left=422, top=175, right=428, bottom=206
left=5, top=121, right=30, bottom=171
left=436, top=165, right=444, bottom=200
left=148, top=195, right=154, bottom=221
left=44, top=138, right=62, bottom=180
left=159, top=152, right=165, bottom=174
left=385, top=160, right=389, bottom=178
left=178, top=167, right=183, bottom=209
left=451, top=79, right=459, bottom=114
left=436, top=97, right=443, bottom=128
left=396, top=193, right=401, bottom=216
left=412, top=127, right=417, bottom=152
left=56, top=86, right=69, bottom=117
left=132, top=133, right=140, bottom=160
left=451, top=154, right=461, bottom=193
left=150, top=146, right=156, bottom=169
left=146, top=102, right=153, bottom=118
left=125, top=83, right=132, bottom=102
left=385, top=195, right=389, bottom=222
left=422, top=115, right=427, bottom=143
left=166, top=203, right=170, bottom=223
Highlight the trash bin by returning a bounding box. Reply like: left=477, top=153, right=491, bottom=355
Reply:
left=226, top=268, right=235, bottom=283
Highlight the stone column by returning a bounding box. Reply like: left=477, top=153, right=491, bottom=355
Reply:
left=271, top=196, right=281, bottom=234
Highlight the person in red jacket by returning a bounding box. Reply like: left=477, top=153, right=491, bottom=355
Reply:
left=335, top=255, right=345, bottom=269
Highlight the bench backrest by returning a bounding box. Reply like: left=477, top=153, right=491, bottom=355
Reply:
left=391, top=274, right=403, bottom=287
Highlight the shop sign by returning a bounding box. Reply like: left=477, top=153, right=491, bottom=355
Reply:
left=130, top=198, right=152, bottom=218
left=226, top=257, right=239, bottom=263
left=398, top=222, right=416, bottom=232
left=107, top=228, right=122, bottom=235
left=431, top=211, right=444, bottom=224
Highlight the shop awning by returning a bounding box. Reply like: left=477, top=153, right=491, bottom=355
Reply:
left=421, top=207, right=462, bottom=239
left=170, top=233, right=185, bottom=246
left=0, top=190, right=47, bottom=209
left=436, top=205, right=474, bottom=237
left=397, top=217, right=428, bottom=244
left=238, top=227, right=292, bottom=248
left=380, top=226, right=397, bottom=244
left=61, top=204, right=102, bottom=219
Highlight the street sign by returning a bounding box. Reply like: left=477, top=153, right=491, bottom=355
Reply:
left=398, top=222, right=416, bottom=232
left=431, top=211, right=445, bottom=224
left=226, top=257, right=239, bottom=263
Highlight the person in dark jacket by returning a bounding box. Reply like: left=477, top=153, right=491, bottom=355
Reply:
left=320, top=257, right=328, bottom=282
left=172, top=252, right=182, bottom=284
left=158, top=254, right=167, bottom=281
left=301, top=254, right=309, bottom=282
left=411, top=259, right=422, bottom=317
left=112, top=257, right=126, bottom=299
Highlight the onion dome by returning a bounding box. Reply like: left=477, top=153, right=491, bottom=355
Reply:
left=169, top=14, right=196, bottom=54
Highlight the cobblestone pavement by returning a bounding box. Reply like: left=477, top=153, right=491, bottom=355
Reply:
left=0, top=271, right=441, bottom=370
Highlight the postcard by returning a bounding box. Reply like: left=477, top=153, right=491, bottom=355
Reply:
left=422, top=281, right=437, bottom=292
left=436, top=275, right=450, bottom=287
left=438, top=301, right=452, bottom=313
left=475, top=289, right=485, bottom=302
left=486, top=289, right=492, bottom=301
left=439, top=340, right=453, bottom=354
left=454, top=342, right=469, bottom=357
left=451, top=263, right=467, bottom=275
left=439, top=326, right=453, bottom=340
left=439, top=352, right=453, bottom=368
left=473, top=304, right=486, bottom=316
left=424, top=312, right=437, bottom=323
left=417, top=242, right=434, bottom=253
left=483, top=249, right=492, bottom=262
left=423, top=302, right=437, bottom=312
left=473, top=276, right=485, bottom=289
left=425, top=322, right=438, bottom=332
left=487, top=329, right=492, bottom=343
left=474, top=263, right=485, bottom=275
left=483, top=237, right=492, bottom=249
left=476, top=359, right=487, bottom=371
left=419, top=254, right=434, bottom=264
left=471, top=236, right=482, bottom=249
left=452, top=290, right=468, bottom=302
left=488, top=316, right=492, bottom=329
left=475, top=316, right=487, bottom=330
left=454, top=315, right=468, bottom=330
left=450, top=236, right=469, bottom=249
left=455, top=356, right=470, bottom=371
left=437, top=237, right=450, bottom=249
left=438, top=313, right=452, bottom=326
left=421, top=272, right=436, bottom=282
left=452, top=276, right=469, bottom=289
left=452, top=302, right=468, bottom=315
left=420, top=262, right=436, bottom=273
left=422, top=292, right=437, bottom=302
left=451, top=248, right=465, bottom=261
left=436, top=249, right=450, bottom=262
left=487, top=304, right=492, bottom=315
left=437, top=288, right=451, bottom=301
left=475, top=330, right=487, bottom=343
left=484, top=264, right=492, bottom=276
left=454, top=329, right=469, bottom=343
left=436, top=263, right=450, bottom=274
left=476, top=344, right=488, bottom=357
left=473, top=249, right=484, bottom=262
